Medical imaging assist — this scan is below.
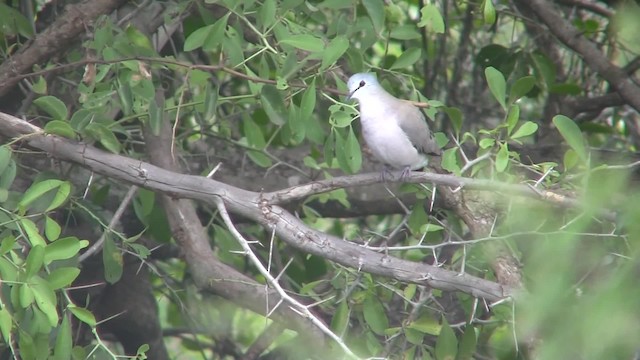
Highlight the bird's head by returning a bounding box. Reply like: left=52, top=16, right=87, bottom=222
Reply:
left=346, top=73, right=381, bottom=102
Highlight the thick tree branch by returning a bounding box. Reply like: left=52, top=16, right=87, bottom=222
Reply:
left=141, top=117, right=327, bottom=348
left=518, top=0, right=640, bottom=112
left=0, top=112, right=514, bottom=301
left=0, top=0, right=129, bottom=98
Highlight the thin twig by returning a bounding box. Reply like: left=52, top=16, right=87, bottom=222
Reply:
left=79, top=186, right=139, bottom=262
left=213, top=197, right=359, bottom=359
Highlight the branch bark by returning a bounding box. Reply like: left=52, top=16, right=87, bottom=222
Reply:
left=517, top=0, right=640, bottom=113
left=0, top=0, right=129, bottom=98
left=0, top=111, right=514, bottom=302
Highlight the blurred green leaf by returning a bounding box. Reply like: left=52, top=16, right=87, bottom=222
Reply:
left=483, top=0, right=496, bottom=25
left=34, top=96, right=68, bottom=120
left=363, top=295, right=389, bottom=335
left=363, top=0, right=385, bottom=33
left=457, top=326, right=477, bottom=360
left=53, top=312, right=72, bottom=360
left=496, top=143, right=509, bottom=172
left=390, top=47, right=422, bottom=70
left=511, top=121, right=538, bottom=140
left=553, top=115, right=587, bottom=163
left=47, top=267, right=81, bottom=290
left=260, top=85, right=287, bottom=125
left=509, top=75, right=536, bottom=104
left=435, top=318, right=457, bottom=360
left=485, top=67, right=507, bottom=110
left=321, top=36, right=349, bottom=70
left=44, top=216, right=61, bottom=242
left=44, top=120, right=76, bottom=139
left=280, top=34, right=325, bottom=52
left=103, top=235, right=123, bottom=284
left=418, top=4, right=445, bottom=33
left=69, top=306, right=96, bottom=327
left=25, top=245, right=45, bottom=279
left=44, top=237, right=84, bottom=264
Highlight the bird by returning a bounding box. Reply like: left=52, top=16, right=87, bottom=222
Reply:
left=346, top=72, right=441, bottom=180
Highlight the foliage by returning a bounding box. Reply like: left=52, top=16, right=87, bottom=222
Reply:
left=0, top=0, right=640, bottom=359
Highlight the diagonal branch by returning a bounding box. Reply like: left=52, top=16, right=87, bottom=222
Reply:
left=0, top=111, right=515, bottom=301
left=517, top=0, right=640, bottom=112
left=0, top=0, right=129, bottom=98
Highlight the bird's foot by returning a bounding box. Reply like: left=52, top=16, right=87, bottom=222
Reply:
left=380, top=166, right=395, bottom=182
left=400, top=166, right=412, bottom=182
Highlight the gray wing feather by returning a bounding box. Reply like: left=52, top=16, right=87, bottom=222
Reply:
left=396, top=102, right=441, bottom=156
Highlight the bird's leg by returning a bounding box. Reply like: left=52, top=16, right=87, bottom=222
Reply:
left=400, top=166, right=412, bottom=182
left=380, top=166, right=394, bottom=182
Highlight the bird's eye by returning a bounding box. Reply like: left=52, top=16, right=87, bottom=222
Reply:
left=359, top=80, right=365, bottom=87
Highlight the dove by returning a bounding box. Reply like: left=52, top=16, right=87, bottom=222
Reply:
left=347, top=73, right=440, bottom=179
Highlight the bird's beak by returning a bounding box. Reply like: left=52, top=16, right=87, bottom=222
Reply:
left=346, top=85, right=362, bottom=101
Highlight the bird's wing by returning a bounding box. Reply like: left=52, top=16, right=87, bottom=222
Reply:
left=396, top=101, right=441, bottom=156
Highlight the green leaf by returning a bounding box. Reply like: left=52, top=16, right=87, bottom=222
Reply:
left=321, top=36, right=349, bottom=70
left=84, top=123, right=121, bottom=154
left=54, top=313, right=73, bottom=360
left=435, top=318, right=458, bottom=360
left=345, top=126, right=362, bottom=173
left=530, top=52, right=556, bottom=89
left=506, top=104, right=520, bottom=135
left=33, top=96, right=68, bottom=120
left=280, top=34, right=325, bottom=52
left=44, top=237, right=84, bottom=264
left=30, top=276, right=58, bottom=327
left=69, top=109, right=95, bottom=131
left=390, top=47, right=422, bottom=70
left=485, top=67, right=507, bottom=110
left=408, top=315, right=441, bottom=335
left=405, top=327, right=425, bottom=345
left=549, top=83, right=582, bottom=95
left=508, top=75, right=536, bottom=104
left=260, top=85, right=287, bottom=125
left=479, top=138, right=495, bottom=149
left=0, top=146, right=11, bottom=174
left=286, top=104, right=304, bottom=145
left=44, top=216, right=61, bottom=242
left=25, top=245, right=45, bottom=279
left=300, top=79, right=317, bottom=122
left=125, top=25, right=154, bottom=51
left=0, top=308, right=12, bottom=343
left=247, top=150, right=273, bottom=168
left=69, top=306, right=96, bottom=327
left=0, top=159, right=15, bottom=189
left=103, top=235, right=123, bottom=284
left=47, top=267, right=81, bottom=290
left=483, top=0, right=496, bottom=25
left=20, top=218, right=46, bottom=247
left=363, top=0, right=385, bottom=33
left=444, top=107, right=463, bottom=135
left=44, top=120, right=76, bottom=139
left=18, top=179, right=70, bottom=212
left=19, top=284, right=34, bottom=308
left=330, top=301, right=350, bottom=335
left=441, top=147, right=461, bottom=175
left=495, top=143, right=509, bottom=172
left=511, top=121, right=538, bottom=140
left=553, top=115, right=587, bottom=162
left=258, top=0, right=277, bottom=30
left=363, top=295, right=389, bottom=335
left=418, top=4, right=445, bottom=33
left=203, top=83, right=219, bottom=122
left=458, top=326, right=477, bottom=360
left=389, top=25, right=421, bottom=40
left=185, top=14, right=230, bottom=51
